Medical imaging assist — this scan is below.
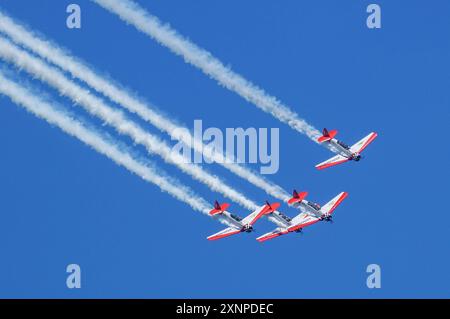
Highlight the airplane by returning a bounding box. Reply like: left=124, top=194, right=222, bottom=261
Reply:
left=256, top=190, right=348, bottom=242
left=315, top=128, right=377, bottom=170
left=207, top=200, right=281, bottom=240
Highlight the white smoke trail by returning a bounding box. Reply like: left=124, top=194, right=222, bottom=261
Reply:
left=0, top=36, right=258, bottom=211
left=92, top=0, right=323, bottom=141
left=0, top=10, right=291, bottom=202
left=0, top=71, right=218, bottom=218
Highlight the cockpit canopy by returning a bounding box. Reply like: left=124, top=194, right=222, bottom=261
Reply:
left=230, top=214, right=242, bottom=222
left=309, top=203, right=321, bottom=211
left=280, top=213, right=292, bottom=222
left=337, top=140, right=350, bottom=150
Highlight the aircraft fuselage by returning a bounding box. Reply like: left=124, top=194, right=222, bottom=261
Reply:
left=294, top=200, right=332, bottom=222
left=219, top=211, right=246, bottom=229
left=220, top=211, right=258, bottom=232
left=329, top=138, right=360, bottom=160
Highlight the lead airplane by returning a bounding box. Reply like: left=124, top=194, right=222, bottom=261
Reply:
left=256, top=190, right=348, bottom=242
left=316, top=128, right=377, bottom=170
left=207, top=201, right=281, bottom=240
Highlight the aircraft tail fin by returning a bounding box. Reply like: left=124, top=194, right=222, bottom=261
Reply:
left=209, top=201, right=230, bottom=215
left=263, top=202, right=281, bottom=215
left=288, top=189, right=308, bottom=205
left=318, top=128, right=338, bottom=143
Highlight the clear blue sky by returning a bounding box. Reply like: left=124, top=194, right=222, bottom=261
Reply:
left=0, top=0, right=449, bottom=298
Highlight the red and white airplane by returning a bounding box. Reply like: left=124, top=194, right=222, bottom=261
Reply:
left=316, top=128, right=377, bottom=170
left=207, top=200, right=281, bottom=240
left=256, top=190, right=348, bottom=242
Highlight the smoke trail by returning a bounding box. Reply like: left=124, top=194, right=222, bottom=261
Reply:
left=0, top=10, right=291, bottom=202
left=0, top=36, right=258, bottom=211
left=0, top=71, right=218, bottom=218
left=92, top=0, right=322, bottom=141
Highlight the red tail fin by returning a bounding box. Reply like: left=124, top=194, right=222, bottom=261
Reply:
left=262, top=202, right=281, bottom=215
left=318, top=128, right=338, bottom=143
left=209, top=202, right=230, bottom=215
left=288, top=190, right=308, bottom=204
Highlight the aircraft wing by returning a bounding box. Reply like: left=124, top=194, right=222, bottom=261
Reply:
left=320, top=192, right=348, bottom=216
left=257, top=213, right=320, bottom=242
left=256, top=228, right=288, bottom=242
left=207, top=227, right=242, bottom=241
left=288, top=212, right=320, bottom=232
left=240, top=204, right=269, bottom=226
left=315, top=154, right=350, bottom=170
left=350, top=132, right=377, bottom=154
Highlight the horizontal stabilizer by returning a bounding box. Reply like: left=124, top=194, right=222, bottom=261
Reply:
left=262, top=202, right=281, bottom=215
left=207, top=227, right=241, bottom=240
left=209, top=202, right=230, bottom=215
left=288, top=190, right=308, bottom=205
left=318, top=128, right=338, bottom=143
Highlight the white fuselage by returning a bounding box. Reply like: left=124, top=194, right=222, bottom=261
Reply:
left=220, top=204, right=269, bottom=231
left=267, top=210, right=293, bottom=228
left=293, top=200, right=325, bottom=218
left=220, top=211, right=246, bottom=229
left=328, top=138, right=355, bottom=158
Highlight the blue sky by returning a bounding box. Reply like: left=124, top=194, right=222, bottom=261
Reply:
left=0, top=0, right=449, bottom=298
